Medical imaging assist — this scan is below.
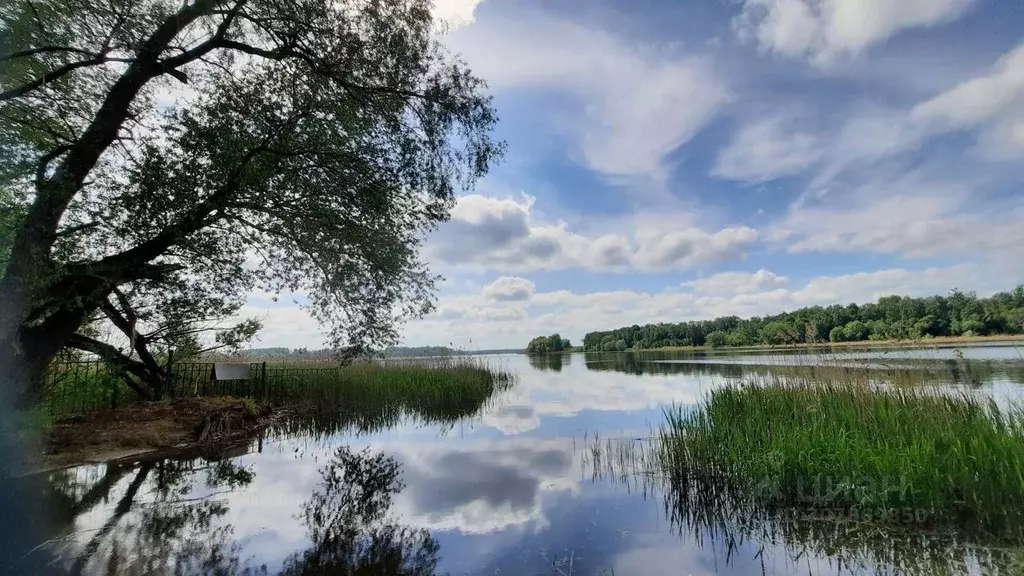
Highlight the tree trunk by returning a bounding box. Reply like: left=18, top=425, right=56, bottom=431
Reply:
left=1, top=285, right=112, bottom=407
left=0, top=326, right=54, bottom=409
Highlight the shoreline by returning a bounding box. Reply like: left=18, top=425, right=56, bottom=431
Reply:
left=615, top=334, right=1024, bottom=354
left=27, top=397, right=280, bottom=474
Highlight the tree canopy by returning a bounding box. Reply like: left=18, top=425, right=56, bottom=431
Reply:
left=582, top=286, right=1024, bottom=351
left=0, top=0, right=502, bottom=400
left=526, top=333, right=571, bottom=354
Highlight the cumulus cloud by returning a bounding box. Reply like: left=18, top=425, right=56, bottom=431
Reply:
left=401, top=264, right=995, bottom=349
left=432, top=0, right=483, bottom=30
left=427, top=195, right=759, bottom=273
left=447, top=10, right=728, bottom=179
left=482, top=277, right=536, bottom=302
left=632, top=227, right=759, bottom=272
left=684, top=269, right=788, bottom=295
left=734, top=0, right=976, bottom=66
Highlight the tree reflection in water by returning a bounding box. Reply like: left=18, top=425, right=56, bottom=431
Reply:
left=527, top=353, right=569, bottom=372
left=582, top=350, right=1024, bottom=387
left=52, top=447, right=439, bottom=576
left=280, top=446, right=439, bottom=576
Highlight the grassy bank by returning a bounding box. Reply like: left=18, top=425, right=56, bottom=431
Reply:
left=35, top=356, right=514, bottom=466
left=40, top=356, right=514, bottom=418
left=661, top=381, right=1024, bottom=536
left=648, top=333, right=1024, bottom=353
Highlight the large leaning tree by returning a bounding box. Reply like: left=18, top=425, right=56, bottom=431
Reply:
left=0, top=0, right=502, bottom=403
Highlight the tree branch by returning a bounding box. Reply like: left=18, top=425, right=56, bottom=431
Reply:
left=0, top=57, right=112, bottom=102
left=65, top=333, right=153, bottom=398
left=102, top=290, right=163, bottom=375
left=4, top=0, right=224, bottom=281
left=0, top=45, right=104, bottom=61
left=159, top=0, right=247, bottom=70
left=53, top=220, right=101, bottom=239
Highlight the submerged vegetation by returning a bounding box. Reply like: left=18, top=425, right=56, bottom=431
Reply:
left=582, top=286, right=1024, bottom=350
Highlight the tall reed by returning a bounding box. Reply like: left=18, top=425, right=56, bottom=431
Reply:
left=661, top=381, right=1024, bottom=537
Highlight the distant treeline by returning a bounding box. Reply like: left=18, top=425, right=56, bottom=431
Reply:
left=382, top=345, right=461, bottom=357
left=582, top=286, right=1024, bottom=351
left=241, top=347, right=332, bottom=357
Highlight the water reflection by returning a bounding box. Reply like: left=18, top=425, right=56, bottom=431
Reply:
left=527, top=353, right=571, bottom=372
left=51, top=447, right=447, bottom=576
left=279, top=447, right=439, bottom=576
left=584, top=437, right=1024, bottom=576
left=55, top=458, right=259, bottom=575
left=583, top=350, right=1024, bottom=388
left=37, top=347, right=1024, bottom=575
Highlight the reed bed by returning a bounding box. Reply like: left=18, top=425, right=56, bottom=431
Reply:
left=661, top=381, right=1024, bottom=537
left=265, top=356, right=515, bottom=438
left=260, top=356, right=513, bottom=406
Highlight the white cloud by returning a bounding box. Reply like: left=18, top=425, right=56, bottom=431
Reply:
left=447, top=10, right=728, bottom=179
left=771, top=173, right=1024, bottom=259
left=482, top=277, right=535, bottom=302
left=428, top=194, right=759, bottom=273
left=912, top=42, right=1024, bottom=159
left=712, top=116, right=823, bottom=182
left=714, top=107, right=928, bottom=187
left=432, top=0, right=483, bottom=30
left=632, top=226, right=760, bottom=272
left=684, top=269, right=788, bottom=295
left=735, top=0, right=976, bottom=66
left=721, top=43, right=1024, bottom=189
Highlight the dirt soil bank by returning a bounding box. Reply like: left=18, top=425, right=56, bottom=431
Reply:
left=40, top=396, right=277, bottom=470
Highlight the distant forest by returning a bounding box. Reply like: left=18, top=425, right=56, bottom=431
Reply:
left=582, top=286, right=1024, bottom=351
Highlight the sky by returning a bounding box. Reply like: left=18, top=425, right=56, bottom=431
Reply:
left=243, top=0, right=1024, bottom=350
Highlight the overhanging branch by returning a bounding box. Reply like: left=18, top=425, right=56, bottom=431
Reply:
left=65, top=333, right=153, bottom=398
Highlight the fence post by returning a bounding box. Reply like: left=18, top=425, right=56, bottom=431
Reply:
left=261, top=362, right=268, bottom=402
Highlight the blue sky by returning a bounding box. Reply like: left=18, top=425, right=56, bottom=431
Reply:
left=247, top=0, right=1024, bottom=350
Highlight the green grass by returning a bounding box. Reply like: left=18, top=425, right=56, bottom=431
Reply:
left=40, top=361, right=135, bottom=419
left=262, top=356, right=515, bottom=437
left=37, top=355, right=515, bottom=428
left=661, top=381, right=1024, bottom=537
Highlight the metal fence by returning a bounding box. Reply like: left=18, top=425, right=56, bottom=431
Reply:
left=41, top=359, right=272, bottom=418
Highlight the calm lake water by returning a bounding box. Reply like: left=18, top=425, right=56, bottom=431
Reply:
left=43, top=343, right=1024, bottom=575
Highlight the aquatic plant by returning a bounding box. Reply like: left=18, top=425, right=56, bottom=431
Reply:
left=661, top=381, right=1024, bottom=538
